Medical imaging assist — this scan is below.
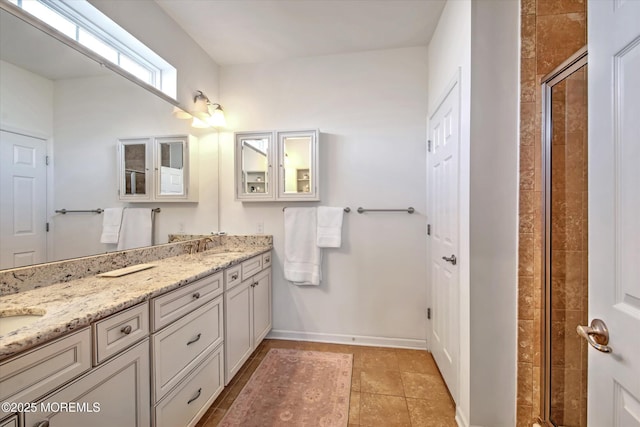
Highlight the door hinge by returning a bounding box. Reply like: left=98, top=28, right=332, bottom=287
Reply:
left=427, top=140, right=432, bottom=152
left=427, top=224, right=431, bottom=235
left=45, top=155, right=50, bottom=165
left=46, top=222, right=49, bottom=232
left=427, top=308, right=431, bottom=320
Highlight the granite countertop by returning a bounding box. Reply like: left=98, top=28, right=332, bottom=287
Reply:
left=0, top=246, right=271, bottom=361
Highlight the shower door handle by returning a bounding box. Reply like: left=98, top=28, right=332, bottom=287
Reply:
left=577, top=319, right=612, bottom=353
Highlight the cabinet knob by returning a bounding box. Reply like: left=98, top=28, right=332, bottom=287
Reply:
left=192, top=292, right=201, bottom=299
left=186, top=333, right=202, bottom=346
left=231, top=273, right=238, bottom=280
left=120, top=325, right=132, bottom=335
left=187, top=388, right=202, bottom=405
left=35, top=422, right=50, bottom=427
left=265, top=257, right=270, bottom=263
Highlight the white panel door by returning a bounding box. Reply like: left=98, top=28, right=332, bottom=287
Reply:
left=588, top=0, right=640, bottom=425
left=427, top=78, right=460, bottom=402
left=0, top=130, right=47, bottom=269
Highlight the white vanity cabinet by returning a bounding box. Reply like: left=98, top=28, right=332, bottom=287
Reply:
left=0, top=328, right=92, bottom=418
left=150, top=272, right=225, bottom=427
left=24, top=339, right=150, bottom=427
left=118, top=135, right=199, bottom=202
left=235, top=130, right=319, bottom=201
left=224, top=253, right=272, bottom=384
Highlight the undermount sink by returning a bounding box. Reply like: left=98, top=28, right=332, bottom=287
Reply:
left=0, top=310, right=45, bottom=335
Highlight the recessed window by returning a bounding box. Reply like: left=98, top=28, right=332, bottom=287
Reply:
left=9, top=0, right=177, bottom=99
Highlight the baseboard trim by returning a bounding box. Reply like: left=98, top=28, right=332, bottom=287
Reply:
left=266, top=329, right=427, bottom=350
left=455, top=407, right=469, bottom=427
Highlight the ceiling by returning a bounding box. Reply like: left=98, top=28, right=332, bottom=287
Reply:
left=155, top=0, right=446, bottom=66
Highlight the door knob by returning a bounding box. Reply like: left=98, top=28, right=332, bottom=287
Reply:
left=577, top=318, right=612, bottom=353
left=442, top=254, right=457, bottom=265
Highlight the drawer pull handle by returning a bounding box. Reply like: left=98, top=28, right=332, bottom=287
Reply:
left=121, top=325, right=132, bottom=335
left=187, top=333, right=202, bottom=346
left=35, top=422, right=50, bottom=427
left=187, top=388, right=202, bottom=405
left=265, top=257, right=270, bottom=263
left=193, top=292, right=201, bottom=299
left=231, top=273, right=238, bottom=280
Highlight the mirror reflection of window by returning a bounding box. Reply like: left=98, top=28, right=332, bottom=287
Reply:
left=159, top=141, right=184, bottom=195
left=124, top=144, right=146, bottom=195
left=283, top=137, right=311, bottom=193
left=242, top=138, right=269, bottom=194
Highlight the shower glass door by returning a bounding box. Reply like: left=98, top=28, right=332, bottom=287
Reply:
left=542, top=48, right=588, bottom=427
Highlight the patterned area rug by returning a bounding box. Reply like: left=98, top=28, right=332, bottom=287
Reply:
left=218, top=348, right=353, bottom=426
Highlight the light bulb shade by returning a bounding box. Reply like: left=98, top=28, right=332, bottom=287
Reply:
left=208, top=105, right=226, bottom=128
left=192, top=91, right=210, bottom=115
left=191, top=117, right=210, bottom=128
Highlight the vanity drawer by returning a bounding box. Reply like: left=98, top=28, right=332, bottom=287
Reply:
left=154, top=344, right=223, bottom=427
left=93, top=302, right=149, bottom=365
left=0, top=328, right=91, bottom=415
left=225, top=265, right=242, bottom=290
left=152, top=271, right=223, bottom=331
left=241, top=255, right=262, bottom=281
left=262, top=251, right=272, bottom=269
left=0, top=415, right=18, bottom=427
left=152, top=296, right=223, bottom=402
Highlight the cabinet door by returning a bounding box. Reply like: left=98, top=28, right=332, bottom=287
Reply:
left=235, top=131, right=275, bottom=201
left=224, top=279, right=253, bottom=384
left=277, top=130, right=319, bottom=201
left=118, top=138, right=152, bottom=201
left=252, top=268, right=272, bottom=348
left=25, top=339, right=150, bottom=427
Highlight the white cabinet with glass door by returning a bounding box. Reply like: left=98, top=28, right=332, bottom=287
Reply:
left=118, top=135, right=198, bottom=202
left=235, top=129, right=319, bottom=201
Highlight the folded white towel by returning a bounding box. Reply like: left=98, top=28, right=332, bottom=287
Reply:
left=100, top=208, right=124, bottom=244
left=317, top=206, right=344, bottom=248
left=117, top=208, right=152, bottom=250
left=284, top=207, right=322, bottom=285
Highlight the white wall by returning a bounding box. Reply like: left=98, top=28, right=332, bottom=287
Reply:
left=0, top=60, right=53, bottom=137
left=219, top=47, right=429, bottom=347
left=468, top=1, right=519, bottom=425
left=428, top=1, right=520, bottom=425
left=52, top=72, right=219, bottom=261
left=427, top=0, right=472, bottom=423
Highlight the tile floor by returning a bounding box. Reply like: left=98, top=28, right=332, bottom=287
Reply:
left=196, top=339, right=457, bottom=427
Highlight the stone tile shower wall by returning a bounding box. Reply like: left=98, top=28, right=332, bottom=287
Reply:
left=517, top=0, right=586, bottom=425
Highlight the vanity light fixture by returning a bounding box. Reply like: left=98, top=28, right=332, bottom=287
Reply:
left=191, top=90, right=227, bottom=128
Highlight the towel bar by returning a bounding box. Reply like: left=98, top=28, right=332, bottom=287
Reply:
left=283, top=207, right=350, bottom=212
left=357, top=207, right=415, bottom=214
left=56, top=208, right=161, bottom=214
left=55, top=208, right=104, bottom=214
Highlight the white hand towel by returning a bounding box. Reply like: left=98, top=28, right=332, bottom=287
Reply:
left=284, top=207, right=322, bottom=285
left=117, top=208, right=152, bottom=250
left=317, top=206, right=344, bottom=248
left=100, top=208, right=124, bottom=244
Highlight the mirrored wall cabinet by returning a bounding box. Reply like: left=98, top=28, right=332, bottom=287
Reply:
left=118, top=135, right=199, bottom=202
left=235, top=130, right=319, bottom=202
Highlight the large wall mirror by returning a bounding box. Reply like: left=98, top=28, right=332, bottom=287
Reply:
left=0, top=5, right=215, bottom=270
